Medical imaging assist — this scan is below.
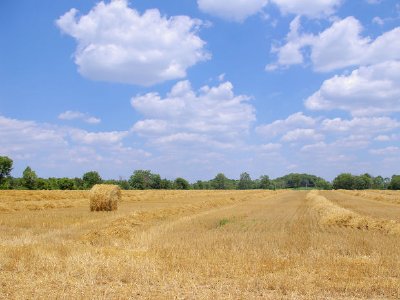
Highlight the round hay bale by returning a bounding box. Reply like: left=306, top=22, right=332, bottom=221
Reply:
left=89, top=184, right=120, bottom=212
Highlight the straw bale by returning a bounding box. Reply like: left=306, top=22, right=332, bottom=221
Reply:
left=90, top=184, right=120, bottom=211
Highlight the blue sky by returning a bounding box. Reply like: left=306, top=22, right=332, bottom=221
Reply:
left=1, top=0, right=399, bottom=181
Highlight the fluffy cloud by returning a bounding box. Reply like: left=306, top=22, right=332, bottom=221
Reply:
left=0, top=115, right=147, bottom=177
left=197, top=0, right=268, bottom=22
left=322, top=117, right=400, bottom=132
left=306, top=61, right=400, bottom=116
left=131, top=80, right=255, bottom=147
left=256, top=112, right=316, bottom=137
left=281, top=128, right=324, bottom=142
left=57, top=0, right=209, bottom=86
left=58, top=110, right=101, bottom=124
left=271, top=0, right=342, bottom=18
left=269, top=17, right=400, bottom=72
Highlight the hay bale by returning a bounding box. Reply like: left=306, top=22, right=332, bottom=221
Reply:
left=89, top=184, right=120, bottom=212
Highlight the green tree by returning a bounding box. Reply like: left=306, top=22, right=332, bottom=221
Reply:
left=212, top=173, right=229, bottom=190
left=82, top=171, right=102, bottom=189
left=238, top=172, right=252, bottom=190
left=57, top=178, right=75, bottom=190
left=388, top=175, right=400, bottom=190
left=0, top=156, right=13, bottom=186
left=129, top=170, right=158, bottom=190
left=259, top=175, right=271, bottom=189
left=372, top=176, right=385, bottom=189
left=22, top=166, right=38, bottom=190
left=332, top=173, right=354, bottom=190
left=174, top=177, right=190, bottom=190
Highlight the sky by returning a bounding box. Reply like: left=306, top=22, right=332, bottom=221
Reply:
left=0, top=0, right=400, bottom=181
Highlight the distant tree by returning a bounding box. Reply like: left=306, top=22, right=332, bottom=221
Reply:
left=238, top=172, right=252, bottom=190
left=0, top=156, right=13, bottom=186
left=36, top=178, right=50, bottom=190
left=352, top=174, right=372, bottom=190
left=332, top=173, right=354, bottom=190
left=212, top=173, right=229, bottom=190
left=372, top=176, right=385, bottom=189
left=388, top=175, right=400, bottom=190
left=129, top=170, right=162, bottom=190
left=151, top=174, right=162, bottom=189
left=73, top=177, right=84, bottom=190
left=22, top=166, right=38, bottom=190
left=259, top=175, right=271, bottom=189
left=57, top=178, right=75, bottom=190
left=174, top=177, right=190, bottom=190
left=82, top=171, right=102, bottom=189
left=160, top=178, right=173, bottom=190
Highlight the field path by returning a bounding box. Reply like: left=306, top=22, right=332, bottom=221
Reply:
left=320, top=190, right=400, bottom=222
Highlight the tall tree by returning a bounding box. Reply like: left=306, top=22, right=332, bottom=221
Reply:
left=82, top=171, right=102, bottom=189
left=22, top=166, right=38, bottom=190
left=259, top=175, right=271, bottom=189
left=238, top=172, right=252, bottom=190
left=0, top=156, right=13, bottom=185
left=174, top=177, right=190, bottom=190
left=212, top=173, right=229, bottom=190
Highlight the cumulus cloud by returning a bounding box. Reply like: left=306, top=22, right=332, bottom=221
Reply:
left=58, top=110, right=101, bottom=124
left=0, top=115, right=148, bottom=177
left=281, top=128, right=324, bottom=142
left=271, top=0, right=342, bottom=18
left=269, top=16, right=400, bottom=72
left=57, top=0, right=209, bottom=86
left=305, top=61, right=400, bottom=116
left=197, top=0, right=268, bottom=22
left=321, top=117, right=400, bottom=133
left=131, top=80, right=255, bottom=147
left=256, top=112, right=316, bottom=137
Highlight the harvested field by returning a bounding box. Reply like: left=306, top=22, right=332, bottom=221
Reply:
left=1, top=190, right=400, bottom=299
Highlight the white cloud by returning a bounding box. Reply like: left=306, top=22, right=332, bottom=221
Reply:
left=57, top=0, right=209, bottom=86
left=321, top=117, right=400, bottom=132
left=375, top=134, right=399, bottom=142
left=197, top=0, right=268, bottom=22
left=269, top=17, right=400, bottom=72
left=271, top=0, right=342, bottom=18
left=306, top=61, right=400, bottom=116
left=256, top=112, right=316, bottom=137
left=0, top=115, right=148, bottom=177
left=260, top=143, right=282, bottom=151
left=370, top=146, right=400, bottom=155
left=281, top=128, right=324, bottom=142
left=68, top=129, right=129, bottom=145
left=372, top=16, right=384, bottom=26
left=131, top=80, right=255, bottom=147
left=58, top=110, right=101, bottom=124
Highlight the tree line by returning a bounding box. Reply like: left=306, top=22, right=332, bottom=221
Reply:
left=0, top=156, right=399, bottom=190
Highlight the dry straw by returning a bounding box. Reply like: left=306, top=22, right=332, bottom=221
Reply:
left=307, top=190, right=400, bottom=235
left=89, top=184, right=120, bottom=212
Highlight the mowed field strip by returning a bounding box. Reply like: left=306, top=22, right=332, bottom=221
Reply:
left=1, top=190, right=400, bottom=299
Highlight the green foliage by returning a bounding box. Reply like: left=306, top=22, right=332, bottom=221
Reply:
left=258, top=175, right=271, bottom=189
left=388, top=175, right=400, bottom=190
left=82, top=171, right=102, bottom=189
left=129, top=170, right=163, bottom=189
left=174, top=177, right=190, bottom=190
left=0, top=156, right=13, bottom=185
left=333, top=173, right=354, bottom=190
left=218, top=218, right=229, bottom=227
left=212, top=173, right=229, bottom=190
left=22, top=166, right=38, bottom=190
left=57, top=178, right=75, bottom=190
left=238, top=172, right=252, bottom=190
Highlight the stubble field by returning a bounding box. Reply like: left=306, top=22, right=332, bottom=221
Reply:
left=1, top=189, right=400, bottom=299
